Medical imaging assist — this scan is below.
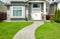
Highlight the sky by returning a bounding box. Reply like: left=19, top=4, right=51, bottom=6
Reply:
left=1, top=0, right=7, bottom=3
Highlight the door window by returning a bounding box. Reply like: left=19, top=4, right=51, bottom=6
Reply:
left=33, top=4, right=40, bottom=8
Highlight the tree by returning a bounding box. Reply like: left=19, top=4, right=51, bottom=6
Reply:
left=54, top=9, right=60, bottom=22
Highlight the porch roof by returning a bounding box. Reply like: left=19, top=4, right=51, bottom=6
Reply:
left=29, top=1, right=45, bottom=3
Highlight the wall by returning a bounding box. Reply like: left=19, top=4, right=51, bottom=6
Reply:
left=0, top=1, right=7, bottom=12
left=57, top=2, right=60, bottom=9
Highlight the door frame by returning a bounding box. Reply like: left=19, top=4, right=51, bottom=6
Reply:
left=31, top=3, right=42, bottom=20
left=31, top=3, right=41, bottom=12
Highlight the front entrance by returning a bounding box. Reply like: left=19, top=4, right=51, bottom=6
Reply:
left=31, top=4, right=42, bottom=20
left=31, top=13, right=42, bottom=20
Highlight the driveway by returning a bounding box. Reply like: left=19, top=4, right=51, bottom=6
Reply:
left=13, top=21, right=44, bottom=39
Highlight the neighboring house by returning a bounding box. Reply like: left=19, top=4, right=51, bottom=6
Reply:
left=0, top=1, right=7, bottom=20
left=46, top=0, right=60, bottom=20
left=5, top=0, right=60, bottom=21
left=0, top=1, right=7, bottom=12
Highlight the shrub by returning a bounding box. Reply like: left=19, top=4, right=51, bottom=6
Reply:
left=54, top=9, right=60, bottom=22
left=50, top=15, right=54, bottom=22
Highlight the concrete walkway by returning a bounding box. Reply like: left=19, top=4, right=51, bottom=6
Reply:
left=13, top=21, right=44, bottom=39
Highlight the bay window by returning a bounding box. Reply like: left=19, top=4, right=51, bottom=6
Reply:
left=13, top=6, right=22, bottom=16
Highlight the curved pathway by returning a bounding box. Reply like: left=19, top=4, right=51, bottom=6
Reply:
left=13, top=21, right=44, bottom=39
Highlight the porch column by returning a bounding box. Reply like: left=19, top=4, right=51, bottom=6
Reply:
left=7, top=10, right=11, bottom=22
left=25, top=4, right=29, bottom=21
left=44, top=2, right=46, bottom=21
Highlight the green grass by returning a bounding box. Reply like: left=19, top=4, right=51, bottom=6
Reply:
left=0, top=22, right=33, bottom=39
left=35, top=22, right=60, bottom=39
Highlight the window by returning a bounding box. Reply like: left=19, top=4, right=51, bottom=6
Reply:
left=52, top=0, right=54, bottom=1
left=13, top=6, right=22, bottom=16
left=48, top=0, right=54, bottom=1
left=33, top=4, right=40, bottom=8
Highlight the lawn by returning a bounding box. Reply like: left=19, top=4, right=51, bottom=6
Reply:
left=35, top=22, right=60, bottom=39
left=0, top=22, right=33, bottom=39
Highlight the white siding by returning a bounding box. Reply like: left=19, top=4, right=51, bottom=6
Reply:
left=57, top=2, right=60, bottom=9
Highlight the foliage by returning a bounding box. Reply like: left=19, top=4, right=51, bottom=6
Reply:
left=50, top=16, right=54, bottom=22
left=54, top=9, right=60, bottom=22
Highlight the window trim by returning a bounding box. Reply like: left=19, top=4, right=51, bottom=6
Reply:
left=13, top=10, right=22, bottom=16
left=10, top=6, right=25, bottom=18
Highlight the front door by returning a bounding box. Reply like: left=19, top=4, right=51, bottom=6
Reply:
left=31, top=4, right=42, bottom=20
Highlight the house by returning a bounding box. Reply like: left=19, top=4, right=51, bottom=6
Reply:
left=46, top=0, right=60, bottom=20
left=5, top=0, right=60, bottom=21
left=0, top=1, right=7, bottom=12
left=6, top=0, right=46, bottom=21
left=0, top=1, right=7, bottom=21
